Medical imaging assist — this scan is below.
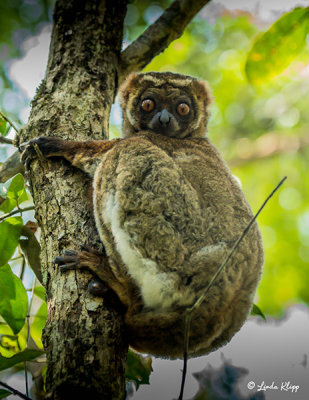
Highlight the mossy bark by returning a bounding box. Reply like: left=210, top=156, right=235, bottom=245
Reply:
left=20, top=1, right=128, bottom=398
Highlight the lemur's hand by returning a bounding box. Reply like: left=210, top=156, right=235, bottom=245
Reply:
left=21, top=136, right=61, bottom=168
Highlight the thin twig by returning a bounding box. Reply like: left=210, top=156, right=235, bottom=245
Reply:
left=0, top=110, right=19, bottom=133
left=10, top=255, right=24, bottom=262
left=178, top=176, right=287, bottom=400
left=178, top=312, right=191, bottom=400
left=0, top=206, right=35, bottom=222
left=0, top=380, right=31, bottom=400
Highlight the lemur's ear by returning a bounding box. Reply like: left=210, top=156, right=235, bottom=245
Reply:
left=193, top=79, right=212, bottom=106
left=119, top=73, right=139, bottom=102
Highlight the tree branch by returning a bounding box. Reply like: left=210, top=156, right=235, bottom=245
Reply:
left=0, top=206, right=35, bottom=222
left=119, top=0, right=211, bottom=82
left=0, top=151, right=25, bottom=183
left=0, top=381, right=31, bottom=400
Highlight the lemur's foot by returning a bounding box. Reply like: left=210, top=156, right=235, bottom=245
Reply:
left=54, top=248, right=110, bottom=298
left=54, top=247, right=130, bottom=311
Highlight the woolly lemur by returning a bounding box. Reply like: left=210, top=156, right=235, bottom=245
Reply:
left=23, top=72, right=264, bottom=358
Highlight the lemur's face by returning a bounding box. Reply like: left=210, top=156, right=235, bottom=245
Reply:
left=136, top=87, right=194, bottom=138
left=120, top=72, right=212, bottom=139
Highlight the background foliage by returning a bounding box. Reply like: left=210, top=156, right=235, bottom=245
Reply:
left=0, top=0, right=308, bottom=398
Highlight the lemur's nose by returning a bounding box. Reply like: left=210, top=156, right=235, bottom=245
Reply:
left=159, top=109, right=171, bottom=126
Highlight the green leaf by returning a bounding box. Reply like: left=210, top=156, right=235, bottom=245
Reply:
left=245, top=7, right=309, bottom=84
left=0, top=264, right=28, bottom=334
left=0, top=175, right=28, bottom=213
left=34, top=286, right=46, bottom=301
left=0, top=321, right=27, bottom=357
left=125, top=349, right=152, bottom=390
left=251, top=303, right=266, bottom=321
left=0, top=197, right=17, bottom=214
left=0, top=217, right=23, bottom=266
left=7, top=174, right=25, bottom=200
left=0, top=192, right=28, bottom=213
left=0, top=118, right=7, bottom=136
left=0, top=349, right=44, bottom=372
left=17, top=189, right=28, bottom=205
left=31, top=302, right=47, bottom=348
left=0, top=389, right=12, bottom=399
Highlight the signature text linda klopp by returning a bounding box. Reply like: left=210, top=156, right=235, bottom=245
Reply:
left=247, top=380, right=300, bottom=393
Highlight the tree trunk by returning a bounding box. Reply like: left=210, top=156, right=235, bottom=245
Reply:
left=16, top=0, right=210, bottom=397
left=20, top=1, right=128, bottom=398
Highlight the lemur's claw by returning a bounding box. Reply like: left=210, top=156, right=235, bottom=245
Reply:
left=54, top=250, right=79, bottom=272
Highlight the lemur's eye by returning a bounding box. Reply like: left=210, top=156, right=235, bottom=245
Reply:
left=177, top=103, right=190, bottom=116
left=141, top=99, right=155, bottom=112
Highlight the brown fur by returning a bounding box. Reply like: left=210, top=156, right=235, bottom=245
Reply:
left=23, top=72, right=263, bottom=358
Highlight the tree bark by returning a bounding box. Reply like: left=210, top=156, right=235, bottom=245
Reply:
left=17, top=0, right=211, bottom=398
left=20, top=1, right=128, bottom=398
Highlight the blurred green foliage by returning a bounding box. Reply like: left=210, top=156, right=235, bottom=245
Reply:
left=0, top=0, right=309, bottom=395
left=246, top=7, right=309, bottom=85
